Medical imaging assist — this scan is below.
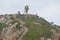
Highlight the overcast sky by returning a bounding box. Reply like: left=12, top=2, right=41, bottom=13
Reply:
left=0, top=0, right=60, bottom=25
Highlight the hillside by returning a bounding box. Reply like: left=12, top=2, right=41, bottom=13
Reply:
left=0, top=14, right=60, bottom=40
left=19, top=14, right=59, bottom=40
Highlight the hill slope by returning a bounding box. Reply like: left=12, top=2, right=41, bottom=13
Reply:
left=17, top=14, right=60, bottom=40
left=0, top=14, right=60, bottom=40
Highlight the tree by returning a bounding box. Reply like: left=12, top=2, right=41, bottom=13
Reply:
left=24, top=5, right=29, bottom=14
left=18, top=11, right=21, bottom=15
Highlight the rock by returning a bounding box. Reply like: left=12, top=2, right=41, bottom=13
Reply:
left=1, top=23, right=28, bottom=40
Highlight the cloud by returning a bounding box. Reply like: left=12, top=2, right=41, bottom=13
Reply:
left=37, top=0, right=60, bottom=25
left=0, top=0, right=60, bottom=25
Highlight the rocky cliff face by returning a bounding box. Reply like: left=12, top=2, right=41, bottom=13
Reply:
left=0, top=15, right=28, bottom=40
left=1, top=23, right=28, bottom=40
left=0, top=14, right=60, bottom=40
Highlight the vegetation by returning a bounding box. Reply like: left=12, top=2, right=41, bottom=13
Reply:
left=24, top=5, right=29, bottom=13
left=0, top=14, right=60, bottom=40
left=21, top=16, right=52, bottom=40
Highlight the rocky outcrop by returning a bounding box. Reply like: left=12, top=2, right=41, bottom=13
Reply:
left=1, top=21, right=28, bottom=40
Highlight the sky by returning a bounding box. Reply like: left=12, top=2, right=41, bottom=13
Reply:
left=0, top=0, right=60, bottom=25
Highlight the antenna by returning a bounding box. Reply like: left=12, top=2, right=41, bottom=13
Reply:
left=26, top=0, right=29, bottom=5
